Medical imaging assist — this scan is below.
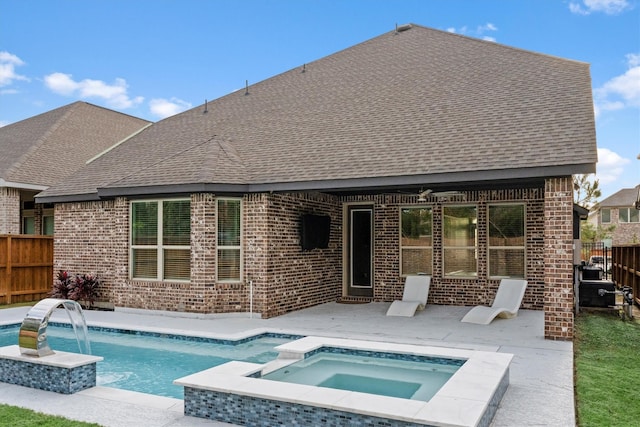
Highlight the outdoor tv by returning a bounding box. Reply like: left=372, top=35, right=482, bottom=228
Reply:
left=300, top=214, right=331, bottom=251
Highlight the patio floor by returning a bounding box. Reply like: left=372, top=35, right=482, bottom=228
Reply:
left=0, top=302, right=574, bottom=426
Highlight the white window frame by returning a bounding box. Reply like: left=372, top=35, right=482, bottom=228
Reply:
left=216, top=197, right=243, bottom=283
left=130, top=198, right=191, bottom=282
left=601, top=208, right=611, bottom=224
left=487, top=203, right=526, bottom=279
left=399, top=206, right=433, bottom=277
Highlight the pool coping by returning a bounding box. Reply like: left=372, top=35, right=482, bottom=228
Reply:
left=0, top=344, right=103, bottom=368
left=174, top=336, right=513, bottom=427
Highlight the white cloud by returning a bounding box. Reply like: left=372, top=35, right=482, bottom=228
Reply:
left=149, top=97, right=192, bottom=119
left=0, top=51, right=29, bottom=87
left=569, top=0, right=631, bottom=15
left=0, top=120, right=9, bottom=127
left=595, top=147, right=631, bottom=184
left=446, top=23, right=497, bottom=41
left=594, top=54, right=640, bottom=116
left=478, top=23, right=498, bottom=33
left=44, top=72, right=143, bottom=109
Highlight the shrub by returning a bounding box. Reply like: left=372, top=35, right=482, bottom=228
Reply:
left=49, top=270, right=101, bottom=308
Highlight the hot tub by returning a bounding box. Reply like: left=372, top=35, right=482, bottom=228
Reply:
left=175, top=336, right=513, bottom=427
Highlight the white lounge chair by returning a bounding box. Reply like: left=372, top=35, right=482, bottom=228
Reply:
left=386, top=275, right=431, bottom=317
left=461, top=279, right=528, bottom=325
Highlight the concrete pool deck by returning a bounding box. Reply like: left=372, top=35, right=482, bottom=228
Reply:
left=0, top=303, right=574, bottom=426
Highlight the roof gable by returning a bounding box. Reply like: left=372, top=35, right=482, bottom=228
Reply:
left=38, top=25, right=598, bottom=201
left=0, top=101, right=150, bottom=188
left=599, top=186, right=640, bottom=207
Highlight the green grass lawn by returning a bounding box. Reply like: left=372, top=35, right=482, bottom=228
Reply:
left=0, top=404, right=101, bottom=427
left=574, top=311, right=640, bottom=427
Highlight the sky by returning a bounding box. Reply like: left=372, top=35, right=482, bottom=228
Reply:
left=1, top=0, right=638, bottom=200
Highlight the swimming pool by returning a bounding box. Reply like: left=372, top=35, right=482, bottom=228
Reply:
left=0, top=323, right=293, bottom=398
left=262, top=349, right=463, bottom=401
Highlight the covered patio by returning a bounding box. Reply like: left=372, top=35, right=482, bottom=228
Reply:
left=0, top=302, right=573, bottom=426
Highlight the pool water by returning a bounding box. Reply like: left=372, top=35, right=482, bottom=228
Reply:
left=0, top=324, right=290, bottom=398
left=262, top=351, right=462, bottom=401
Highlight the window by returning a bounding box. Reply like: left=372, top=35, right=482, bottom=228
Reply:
left=488, top=204, right=525, bottom=278
left=619, top=207, right=640, bottom=223
left=400, top=207, right=432, bottom=275
left=443, top=206, right=477, bottom=277
left=22, top=215, right=35, bottom=234
left=131, top=199, right=190, bottom=281
left=42, top=214, right=54, bottom=235
left=217, top=198, right=242, bottom=282
left=42, top=206, right=54, bottom=235
left=601, top=208, right=611, bottom=223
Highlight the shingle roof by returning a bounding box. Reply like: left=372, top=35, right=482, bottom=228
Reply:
left=37, top=24, right=597, bottom=202
left=599, top=186, right=640, bottom=207
left=0, top=101, right=150, bottom=188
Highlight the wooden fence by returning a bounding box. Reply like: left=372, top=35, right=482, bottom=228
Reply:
left=612, top=244, right=640, bottom=306
left=0, top=234, right=53, bottom=305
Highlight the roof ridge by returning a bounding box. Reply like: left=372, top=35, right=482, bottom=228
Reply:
left=76, top=101, right=152, bottom=125
left=196, top=136, right=248, bottom=182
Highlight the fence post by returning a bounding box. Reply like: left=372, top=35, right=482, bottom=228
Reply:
left=6, top=235, right=11, bottom=305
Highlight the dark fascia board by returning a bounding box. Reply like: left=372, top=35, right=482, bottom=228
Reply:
left=35, top=192, right=102, bottom=204
left=573, top=203, right=590, bottom=219
left=40, top=163, right=595, bottom=203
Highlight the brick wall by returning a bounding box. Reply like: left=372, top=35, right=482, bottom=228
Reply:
left=52, top=184, right=561, bottom=327
left=246, top=193, right=342, bottom=318
left=342, top=188, right=545, bottom=310
left=53, top=193, right=342, bottom=317
left=543, top=177, right=574, bottom=340
left=54, top=198, right=128, bottom=303
left=0, top=187, right=20, bottom=234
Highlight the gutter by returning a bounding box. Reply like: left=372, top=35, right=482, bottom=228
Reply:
left=36, top=163, right=594, bottom=204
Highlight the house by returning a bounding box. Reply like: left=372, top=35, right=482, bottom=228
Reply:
left=589, top=185, right=640, bottom=244
left=0, top=102, right=151, bottom=235
left=36, top=24, right=597, bottom=340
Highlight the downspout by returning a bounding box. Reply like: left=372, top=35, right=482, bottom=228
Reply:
left=249, top=280, right=253, bottom=319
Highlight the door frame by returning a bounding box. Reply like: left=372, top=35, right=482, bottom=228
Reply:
left=343, top=202, right=374, bottom=297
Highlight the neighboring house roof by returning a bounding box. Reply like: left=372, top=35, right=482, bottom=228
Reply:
left=0, top=101, right=151, bottom=190
left=598, top=185, right=640, bottom=208
left=37, top=24, right=597, bottom=203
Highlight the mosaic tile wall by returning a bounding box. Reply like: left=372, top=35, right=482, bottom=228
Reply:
left=0, top=358, right=96, bottom=394
left=184, top=387, right=432, bottom=427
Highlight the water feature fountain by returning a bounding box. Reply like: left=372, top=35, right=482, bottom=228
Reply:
left=0, top=298, right=102, bottom=394
left=18, top=298, right=91, bottom=357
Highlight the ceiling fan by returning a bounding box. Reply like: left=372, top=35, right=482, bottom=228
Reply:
left=417, top=189, right=465, bottom=202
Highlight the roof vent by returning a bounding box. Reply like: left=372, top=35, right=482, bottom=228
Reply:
left=395, top=23, right=412, bottom=34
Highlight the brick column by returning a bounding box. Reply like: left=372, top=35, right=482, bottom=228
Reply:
left=0, top=187, right=21, bottom=234
left=191, top=193, right=217, bottom=310
left=544, top=177, right=574, bottom=340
